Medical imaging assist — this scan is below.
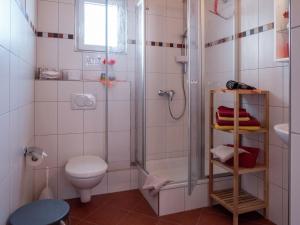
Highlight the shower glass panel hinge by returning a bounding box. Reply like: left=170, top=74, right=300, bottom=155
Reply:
left=190, top=80, right=199, bottom=85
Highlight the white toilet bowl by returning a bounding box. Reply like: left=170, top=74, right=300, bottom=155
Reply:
left=65, top=155, right=108, bottom=203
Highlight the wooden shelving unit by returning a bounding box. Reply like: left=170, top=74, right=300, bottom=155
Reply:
left=208, top=88, right=269, bottom=225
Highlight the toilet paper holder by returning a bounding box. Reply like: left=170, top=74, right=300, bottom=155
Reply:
left=24, top=146, right=48, bottom=162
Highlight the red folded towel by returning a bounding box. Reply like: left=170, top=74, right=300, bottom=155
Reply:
left=216, top=113, right=261, bottom=127
left=225, top=145, right=260, bottom=168
left=218, top=106, right=250, bottom=118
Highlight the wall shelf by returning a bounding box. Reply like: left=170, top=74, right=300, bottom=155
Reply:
left=208, top=88, right=270, bottom=225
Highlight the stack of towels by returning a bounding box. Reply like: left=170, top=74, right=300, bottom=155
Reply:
left=215, top=106, right=261, bottom=131
left=211, top=145, right=260, bottom=168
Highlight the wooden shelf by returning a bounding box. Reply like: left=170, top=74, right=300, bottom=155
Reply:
left=211, top=160, right=267, bottom=175
left=209, top=88, right=269, bottom=225
left=212, top=125, right=268, bottom=134
left=211, top=88, right=269, bottom=95
left=211, top=189, right=267, bottom=214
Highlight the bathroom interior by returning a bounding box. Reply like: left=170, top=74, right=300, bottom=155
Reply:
left=1, top=0, right=300, bottom=224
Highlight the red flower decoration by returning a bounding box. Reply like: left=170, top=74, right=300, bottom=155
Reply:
left=102, top=59, right=116, bottom=65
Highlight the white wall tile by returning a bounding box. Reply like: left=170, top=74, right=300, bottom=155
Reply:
left=259, top=30, right=281, bottom=69
left=0, top=47, right=10, bottom=115
left=84, top=82, right=106, bottom=101
left=0, top=0, right=10, bottom=49
left=58, top=133, right=84, bottom=167
left=92, top=174, right=108, bottom=195
left=108, top=82, right=131, bottom=101
left=38, top=0, right=59, bottom=32
left=0, top=177, right=10, bottom=225
left=166, top=0, right=183, bottom=19
left=35, top=102, right=58, bottom=135
left=258, top=0, right=273, bottom=26
left=0, top=0, right=36, bottom=220
left=269, top=145, right=283, bottom=187
left=291, top=133, right=300, bottom=225
left=159, top=187, right=185, bottom=215
left=146, top=0, right=166, bottom=16
left=34, top=168, right=58, bottom=199
left=108, top=101, right=130, bottom=131
left=0, top=114, right=10, bottom=183
left=35, top=135, right=58, bottom=169
left=291, top=0, right=300, bottom=27
left=269, top=184, right=283, bottom=225
left=84, top=101, right=106, bottom=133
left=240, top=0, right=258, bottom=31
left=108, top=170, right=131, bottom=193
left=58, top=167, right=78, bottom=199
left=240, top=34, right=259, bottom=70
left=259, top=67, right=284, bottom=107
left=58, top=3, right=75, bottom=34
left=185, top=184, right=209, bottom=211
left=58, top=81, right=83, bottom=102
left=58, top=102, right=83, bottom=134
left=147, top=15, right=166, bottom=42
left=291, top=27, right=300, bottom=133
left=84, top=132, right=106, bottom=158
left=35, top=80, right=58, bottom=102
left=59, top=39, right=82, bottom=70
left=37, top=38, right=59, bottom=70
left=108, top=131, right=130, bottom=163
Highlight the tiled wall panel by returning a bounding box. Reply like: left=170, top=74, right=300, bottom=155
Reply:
left=0, top=0, right=36, bottom=224
left=35, top=0, right=137, bottom=199
left=205, top=0, right=289, bottom=224
left=290, top=0, right=300, bottom=223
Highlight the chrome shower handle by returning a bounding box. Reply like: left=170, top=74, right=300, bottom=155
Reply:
left=158, top=90, right=176, bottom=102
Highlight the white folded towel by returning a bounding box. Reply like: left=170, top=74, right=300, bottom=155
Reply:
left=210, top=145, right=248, bottom=163
left=143, top=174, right=171, bottom=196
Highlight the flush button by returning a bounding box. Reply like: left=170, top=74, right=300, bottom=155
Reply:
left=71, top=94, right=96, bottom=110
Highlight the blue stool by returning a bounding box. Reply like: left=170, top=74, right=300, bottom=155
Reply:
left=8, top=200, right=70, bottom=225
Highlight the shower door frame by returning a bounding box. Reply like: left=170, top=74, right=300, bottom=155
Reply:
left=135, top=0, right=147, bottom=169
left=187, top=0, right=205, bottom=195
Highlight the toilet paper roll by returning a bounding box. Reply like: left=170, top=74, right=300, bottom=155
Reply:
left=26, top=154, right=45, bottom=167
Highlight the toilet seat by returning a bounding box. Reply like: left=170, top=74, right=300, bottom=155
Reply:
left=65, top=156, right=107, bottom=179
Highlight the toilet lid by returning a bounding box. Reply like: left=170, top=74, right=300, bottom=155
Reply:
left=65, top=156, right=107, bottom=179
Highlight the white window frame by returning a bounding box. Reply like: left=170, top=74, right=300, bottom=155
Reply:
left=75, top=0, right=127, bottom=53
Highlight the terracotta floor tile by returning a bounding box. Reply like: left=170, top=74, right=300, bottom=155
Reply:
left=105, top=190, right=143, bottom=211
left=156, top=220, right=181, bottom=225
left=69, top=217, right=82, bottom=225
left=131, top=198, right=157, bottom=217
left=85, top=204, right=129, bottom=225
left=118, top=212, right=158, bottom=225
left=77, top=221, right=98, bottom=225
left=65, top=190, right=274, bottom=225
left=160, top=209, right=202, bottom=225
left=197, top=212, right=232, bottom=225
left=67, top=195, right=109, bottom=219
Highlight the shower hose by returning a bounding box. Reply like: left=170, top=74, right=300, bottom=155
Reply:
left=168, top=73, right=187, bottom=120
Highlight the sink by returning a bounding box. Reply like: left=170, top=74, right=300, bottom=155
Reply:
left=274, top=123, right=289, bottom=144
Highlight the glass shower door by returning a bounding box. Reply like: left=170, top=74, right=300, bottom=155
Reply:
left=135, top=0, right=146, bottom=168
left=187, top=0, right=202, bottom=194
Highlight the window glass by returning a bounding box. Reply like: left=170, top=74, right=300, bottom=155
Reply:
left=76, top=0, right=127, bottom=53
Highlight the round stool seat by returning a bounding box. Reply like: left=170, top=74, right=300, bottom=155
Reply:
left=8, top=199, right=70, bottom=225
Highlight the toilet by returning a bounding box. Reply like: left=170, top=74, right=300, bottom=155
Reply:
left=65, top=155, right=108, bottom=203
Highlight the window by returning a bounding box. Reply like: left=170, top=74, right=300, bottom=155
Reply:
left=76, top=0, right=127, bottom=53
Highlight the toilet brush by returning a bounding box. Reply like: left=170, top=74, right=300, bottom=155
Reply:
left=39, top=167, right=54, bottom=200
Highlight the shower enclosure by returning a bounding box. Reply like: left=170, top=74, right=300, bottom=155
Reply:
left=134, top=0, right=237, bottom=194
left=134, top=0, right=203, bottom=193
